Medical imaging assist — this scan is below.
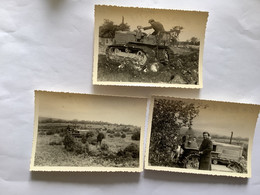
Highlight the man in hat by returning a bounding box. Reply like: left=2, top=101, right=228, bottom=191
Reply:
left=198, top=131, right=213, bottom=170
left=142, top=19, right=165, bottom=35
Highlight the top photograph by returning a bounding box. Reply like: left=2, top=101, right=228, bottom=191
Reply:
left=93, top=5, right=208, bottom=88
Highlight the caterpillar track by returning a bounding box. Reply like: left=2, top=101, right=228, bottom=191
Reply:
left=106, top=43, right=174, bottom=71
left=105, top=31, right=174, bottom=71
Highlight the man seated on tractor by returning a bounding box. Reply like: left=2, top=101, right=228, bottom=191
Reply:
left=134, top=26, right=145, bottom=42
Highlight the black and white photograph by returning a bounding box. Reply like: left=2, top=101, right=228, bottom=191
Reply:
left=93, top=5, right=208, bottom=88
left=30, top=91, right=147, bottom=172
left=145, top=97, right=260, bottom=177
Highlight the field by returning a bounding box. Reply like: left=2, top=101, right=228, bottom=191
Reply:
left=34, top=118, right=141, bottom=167
left=97, top=45, right=199, bottom=84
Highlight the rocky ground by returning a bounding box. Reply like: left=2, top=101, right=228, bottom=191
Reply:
left=97, top=46, right=199, bottom=85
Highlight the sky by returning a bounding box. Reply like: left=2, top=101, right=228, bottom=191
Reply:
left=192, top=101, right=259, bottom=138
left=36, top=91, right=147, bottom=127
left=154, top=97, right=259, bottom=139
left=95, top=5, right=208, bottom=41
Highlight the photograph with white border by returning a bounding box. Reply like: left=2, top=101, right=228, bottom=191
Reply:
left=93, top=5, right=208, bottom=88
left=30, top=91, right=147, bottom=172
left=145, top=96, right=259, bottom=178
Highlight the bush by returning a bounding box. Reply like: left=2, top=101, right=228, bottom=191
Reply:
left=74, top=143, right=84, bottom=155
left=81, top=135, right=87, bottom=144
left=90, top=139, right=97, bottom=145
left=74, top=142, right=89, bottom=155
left=114, top=132, right=121, bottom=137
left=101, top=143, right=109, bottom=151
left=122, top=128, right=130, bottom=132
left=63, top=134, right=75, bottom=152
left=49, top=141, right=62, bottom=146
left=108, top=134, right=114, bottom=138
left=124, top=143, right=139, bottom=158
left=46, top=130, right=54, bottom=135
left=107, top=129, right=114, bottom=134
left=131, top=131, right=140, bottom=141
left=117, top=143, right=139, bottom=159
left=86, top=131, right=95, bottom=139
left=121, top=134, right=126, bottom=138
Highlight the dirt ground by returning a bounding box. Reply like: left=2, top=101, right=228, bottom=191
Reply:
left=97, top=46, right=199, bottom=84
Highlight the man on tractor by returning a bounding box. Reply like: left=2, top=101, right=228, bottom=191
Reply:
left=142, top=19, right=165, bottom=35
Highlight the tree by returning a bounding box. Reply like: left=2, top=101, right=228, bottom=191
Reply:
left=190, top=37, right=200, bottom=45
left=99, top=19, right=130, bottom=38
left=149, top=99, right=200, bottom=166
left=169, top=26, right=184, bottom=45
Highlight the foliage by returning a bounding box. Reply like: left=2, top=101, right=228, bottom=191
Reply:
left=99, top=19, right=130, bottom=38
left=122, top=128, right=130, bottom=132
left=118, top=143, right=139, bottom=158
left=169, top=26, right=184, bottom=45
left=90, top=139, right=97, bottom=145
left=74, top=142, right=85, bottom=155
left=131, top=131, right=140, bottom=141
left=63, top=134, right=75, bottom=152
left=114, top=132, right=121, bottom=137
left=86, top=131, right=95, bottom=139
left=49, top=141, right=62, bottom=146
left=121, top=133, right=126, bottom=138
left=81, top=135, right=87, bottom=144
left=190, top=37, right=200, bottom=45
left=101, top=143, right=109, bottom=151
left=97, top=132, right=105, bottom=142
left=107, top=129, right=114, bottom=134
left=46, top=130, right=55, bottom=135
left=149, top=99, right=200, bottom=166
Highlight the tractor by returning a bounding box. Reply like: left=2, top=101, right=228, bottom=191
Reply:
left=106, top=30, right=174, bottom=71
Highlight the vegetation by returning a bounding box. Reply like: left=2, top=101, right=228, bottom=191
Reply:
left=131, top=131, right=140, bottom=141
left=99, top=19, right=130, bottom=38
left=149, top=99, right=201, bottom=166
left=35, top=118, right=141, bottom=167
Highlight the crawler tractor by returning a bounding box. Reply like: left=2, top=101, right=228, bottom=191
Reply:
left=106, top=30, right=174, bottom=70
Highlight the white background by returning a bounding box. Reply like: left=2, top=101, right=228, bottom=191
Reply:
left=0, top=0, right=260, bottom=194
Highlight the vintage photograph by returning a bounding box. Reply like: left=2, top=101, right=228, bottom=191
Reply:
left=145, top=97, right=259, bottom=177
left=30, top=91, right=147, bottom=172
left=93, top=5, right=208, bottom=88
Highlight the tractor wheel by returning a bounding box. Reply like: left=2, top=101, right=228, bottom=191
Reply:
left=184, top=154, right=200, bottom=169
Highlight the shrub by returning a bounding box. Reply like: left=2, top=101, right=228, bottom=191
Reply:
left=101, top=143, right=109, bottom=151
left=74, top=143, right=84, bottom=155
left=124, top=143, right=139, bottom=158
left=49, top=141, right=62, bottom=146
left=108, top=134, right=114, bottom=138
left=81, top=135, right=87, bottom=144
left=90, top=139, right=97, bottom=145
left=63, top=134, right=75, bottom=152
left=46, top=130, right=54, bottom=135
left=86, top=131, right=95, bottom=139
left=117, top=143, right=139, bottom=159
left=131, top=131, right=140, bottom=141
left=121, top=134, right=126, bottom=138
left=114, top=132, right=121, bottom=137
left=107, top=129, right=114, bottom=134
left=122, top=128, right=130, bottom=132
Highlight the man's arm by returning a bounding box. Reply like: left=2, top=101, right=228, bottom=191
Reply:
left=143, top=26, right=153, bottom=30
